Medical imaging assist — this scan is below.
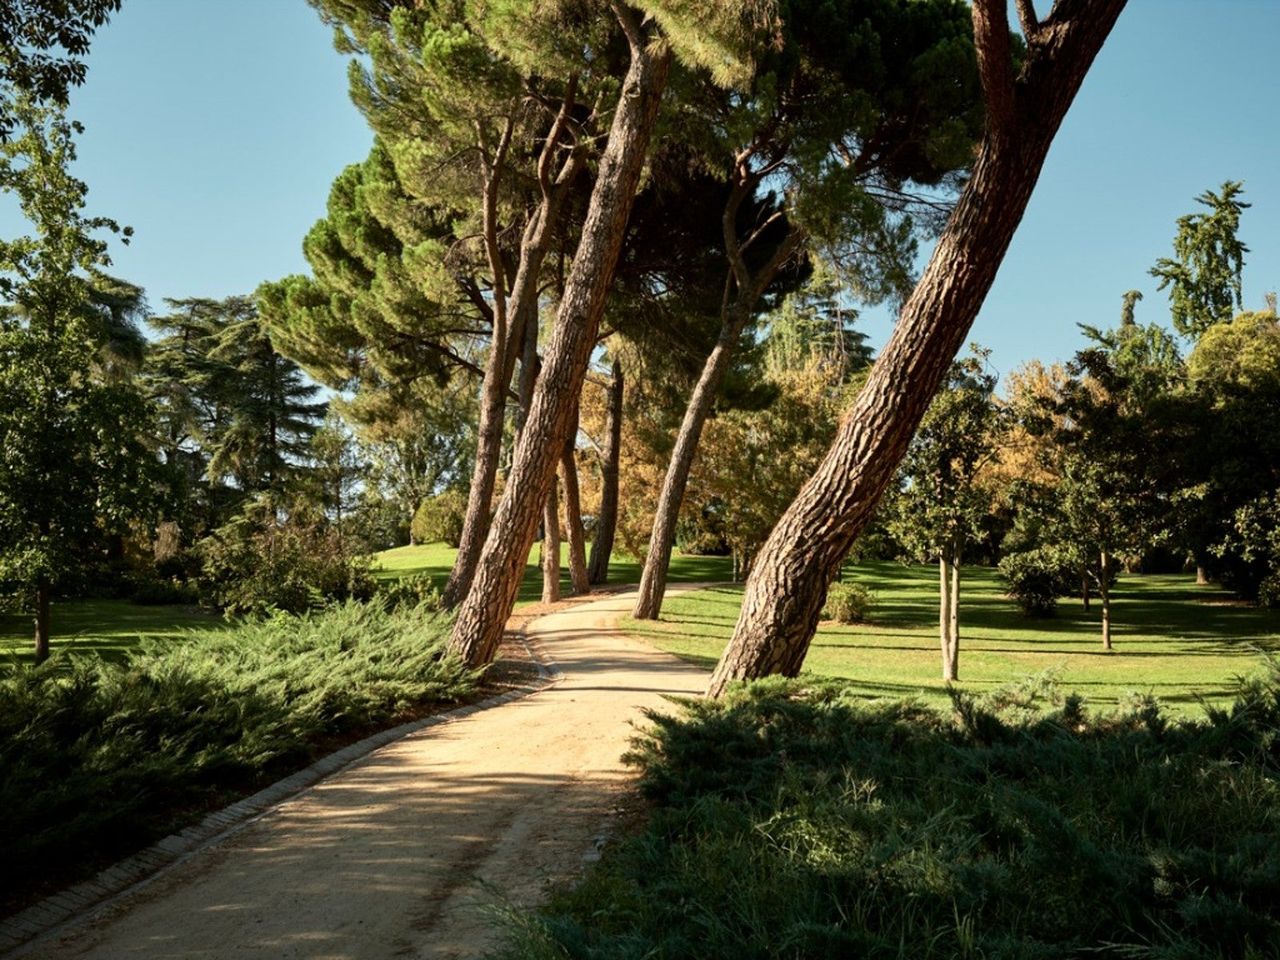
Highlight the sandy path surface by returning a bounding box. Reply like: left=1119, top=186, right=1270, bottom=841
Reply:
left=28, top=587, right=708, bottom=960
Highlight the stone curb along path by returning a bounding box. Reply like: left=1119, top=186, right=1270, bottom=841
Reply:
left=5, top=585, right=710, bottom=960
left=0, top=634, right=562, bottom=960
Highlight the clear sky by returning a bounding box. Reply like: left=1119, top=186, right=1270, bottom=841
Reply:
left=3, top=0, right=1278, bottom=378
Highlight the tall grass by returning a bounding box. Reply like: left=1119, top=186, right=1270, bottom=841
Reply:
left=0, top=601, right=475, bottom=909
left=499, top=669, right=1280, bottom=959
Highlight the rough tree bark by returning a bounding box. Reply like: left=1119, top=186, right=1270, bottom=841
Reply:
left=707, top=0, right=1128, bottom=697
left=587, top=360, right=624, bottom=585
left=561, top=427, right=591, bottom=595
left=938, top=555, right=953, bottom=681
left=33, top=578, right=50, bottom=663
left=443, top=84, right=587, bottom=609
left=448, top=8, right=671, bottom=667
left=542, top=474, right=561, bottom=603
left=633, top=178, right=803, bottom=620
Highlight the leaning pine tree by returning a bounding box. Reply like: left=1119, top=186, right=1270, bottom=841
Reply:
left=708, top=0, right=1128, bottom=696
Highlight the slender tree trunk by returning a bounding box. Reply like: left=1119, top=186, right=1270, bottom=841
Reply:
left=938, top=555, right=953, bottom=681
left=1081, top=573, right=1091, bottom=611
left=949, top=553, right=961, bottom=681
left=561, top=430, right=591, bottom=595
left=633, top=316, right=745, bottom=619
left=1195, top=563, right=1209, bottom=586
left=1099, top=550, right=1112, bottom=651
left=587, top=361, right=623, bottom=585
left=706, top=0, right=1127, bottom=697
left=448, top=15, right=671, bottom=667
left=542, top=475, right=561, bottom=603
left=33, top=578, right=50, bottom=663
left=443, top=93, right=587, bottom=610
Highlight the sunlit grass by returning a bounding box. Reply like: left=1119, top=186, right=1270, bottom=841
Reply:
left=622, top=561, right=1280, bottom=713
left=0, top=600, right=221, bottom=666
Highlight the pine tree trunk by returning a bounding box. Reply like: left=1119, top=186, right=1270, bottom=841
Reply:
left=443, top=101, right=585, bottom=610
left=1099, top=550, right=1112, bottom=651
left=938, top=555, right=953, bottom=681
left=587, top=360, right=623, bottom=585
left=33, top=578, right=50, bottom=663
left=542, top=473, right=561, bottom=604
left=705, top=0, right=1127, bottom=697
left=633, top=315, right=745, bottom=619
left=561, top=433, right=591, bottom=595
left=448, top=20, right=671, bottom=667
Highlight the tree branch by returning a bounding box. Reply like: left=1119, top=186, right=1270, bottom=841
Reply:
left=1015, top=0, right=1041, bottom=42
left=972, top=0, right=1016, bottom=138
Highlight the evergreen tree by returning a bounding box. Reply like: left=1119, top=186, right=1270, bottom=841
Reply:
left=1150, top=181, right=1249, bottom=341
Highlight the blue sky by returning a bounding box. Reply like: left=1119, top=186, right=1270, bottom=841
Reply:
left=4, top=0, right=1278, bottom=378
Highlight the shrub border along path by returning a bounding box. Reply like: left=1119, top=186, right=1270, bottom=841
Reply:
left=0, top=631, right=563, bottom=958
left=3, top=585, right=710, bottom=960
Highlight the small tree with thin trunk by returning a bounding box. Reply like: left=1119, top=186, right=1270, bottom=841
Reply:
left=0, top=102, right=154, bottom=660
left=707, top=0, right=1129, bottom=697
left=889, top=348, right=1001, bottom=680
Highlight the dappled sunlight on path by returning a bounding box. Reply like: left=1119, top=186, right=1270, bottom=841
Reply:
left=29, top=589, right=708, bottom=960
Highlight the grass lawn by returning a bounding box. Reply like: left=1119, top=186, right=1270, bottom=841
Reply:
left=622, top=561, right=1280, bottom=713
left=0, top=600, right=221, bottom=667
left=372, top=541, right=733, bottom=604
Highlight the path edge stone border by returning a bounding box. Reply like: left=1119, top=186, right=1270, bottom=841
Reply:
left=0, top=630, right=563, bottom=959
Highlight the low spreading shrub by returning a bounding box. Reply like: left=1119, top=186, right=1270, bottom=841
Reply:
left=411, top=489, right=468, bottom=547
left=376, top=572, right=443, bottom=611
left=499, top=668, right=1280, bottom=959
left=0, top=601, right=475, bottom=910
left=822, top=581, right=876, bottom=623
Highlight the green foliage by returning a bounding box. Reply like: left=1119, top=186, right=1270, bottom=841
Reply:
left=0, top=0, right=121, bottom=139
left=0, top=101, right=158, bottom=619
left=0, top=600, right=475, bottom=907
left=411, top=488, right=468, bottom=548
left=375, top=571, right=442, bottom=612
left=1151, top=181, right=1249, bottom=341
left=997, top=547, right=1076, bottom=616
left=1214, top=490, right=1280, bottom=607
left=199, top=502, right=375, bottom=617
left=821, top=581, right=875, bottom=624
left=501, top=673, right=1280, bottom=958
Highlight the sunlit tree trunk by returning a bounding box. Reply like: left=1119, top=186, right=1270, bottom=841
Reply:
left=938, top=555, right=953, bottom=681
left=1099, top=549, right=1113, bottom=650
left=449, top=10, right=671, bottom=667
left=949, top=549, right=961, bottom=681
left=707, top=0, right=1128, bottom=697
left=542, top=474, right=561, bottom=604
left=561, top=429, right=591, bottom=595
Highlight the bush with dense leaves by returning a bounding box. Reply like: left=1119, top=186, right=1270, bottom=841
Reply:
left=997, top=546, right=1077, bottom=615
left=497, top=668, right=1280, bottom=959
left=0, top=601, right=475, bottom=910
left=821, top=581, right=876, bottom=623
left=411, top=489, right=468, bottom=547
left=199, top=509, right=375, bottom=616
left=376, top=572, right=443, bottom=611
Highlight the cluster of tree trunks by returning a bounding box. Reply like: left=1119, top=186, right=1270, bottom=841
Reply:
left=448, top=8, right=671, bottom=667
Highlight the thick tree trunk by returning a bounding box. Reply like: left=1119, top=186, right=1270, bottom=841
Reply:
left=587, top=361, right=624, bottom=585
left=1195, top=563, right=1209, bottom=586
left=448, top=17, right=671, bottom=667
left=706, top=0, right=1127, bottom=697
left=1099, top=550, right=1112, bottom=651
left=561, top=432, right=591, bottom=595
left=33, top=578, right=50, bottom=663
left=633, top=316, right=745, bottom=619
left=542, top=475, right=561, bottom=603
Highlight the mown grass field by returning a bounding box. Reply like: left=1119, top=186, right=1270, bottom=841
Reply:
left=623, top=562, right=1280, bottom=713
left=0, top=600, right=220, bottom=666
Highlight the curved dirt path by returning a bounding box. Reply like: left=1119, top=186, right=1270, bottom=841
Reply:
left=28, top=587, right=709, bottom=960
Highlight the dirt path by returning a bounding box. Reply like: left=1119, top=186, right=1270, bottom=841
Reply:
left=26, top=587, right=708, bottom=960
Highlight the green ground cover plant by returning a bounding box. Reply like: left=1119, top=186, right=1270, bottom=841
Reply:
left=624, top=563, right=1280, bottom=712
left=499, top=670, right=1280, bottom=959
left=0, top=600, right=475, bottom=910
